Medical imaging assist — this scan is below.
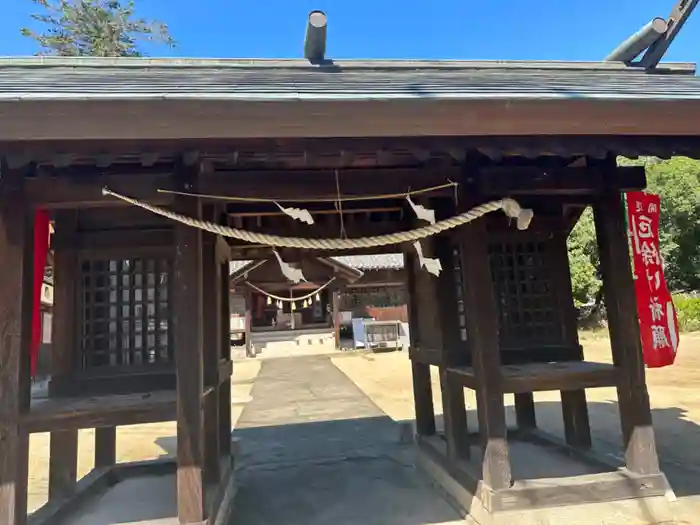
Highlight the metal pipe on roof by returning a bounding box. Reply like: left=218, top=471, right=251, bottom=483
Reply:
left=304, top=10, right=328, bottom=64
left=640, top=0, right=700, bottom=69
left=604, top=17, right=668, bottom=62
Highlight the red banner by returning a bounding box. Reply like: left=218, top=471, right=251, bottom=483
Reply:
left=31, top=210, right=50, bottom=378
left=626, top=192, right=679, bottom=368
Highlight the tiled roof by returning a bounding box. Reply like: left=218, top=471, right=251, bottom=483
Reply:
left=331, top=254, right=404, bottom=270
left=229, top=253, right=404, bottom=275
left=0, top=57, right=698, bottom=102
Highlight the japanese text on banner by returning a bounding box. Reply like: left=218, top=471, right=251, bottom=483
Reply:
left=626, top=192, right=679, bottom=368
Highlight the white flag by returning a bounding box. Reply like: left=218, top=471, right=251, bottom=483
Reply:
left=275, top=203, right=315, bottom=225
left=413, top=241, right=442, bottom=276
left=406, top=195, right=436, bottom=225
left=272, top=250, right=307, bottom=284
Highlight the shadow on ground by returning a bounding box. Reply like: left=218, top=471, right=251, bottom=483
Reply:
left=69, top=350, right=700, bottom=525
left=151, top=402, right=700, bottom=524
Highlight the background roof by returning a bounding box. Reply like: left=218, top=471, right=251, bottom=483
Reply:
left=229, top=254, right=404, bottom=275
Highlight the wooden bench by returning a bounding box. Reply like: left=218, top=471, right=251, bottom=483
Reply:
left=448, top=361, right=618, bottom=393
left=19, top=390, right=177, bottom=433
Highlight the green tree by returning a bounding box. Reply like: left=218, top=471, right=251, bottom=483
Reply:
left=567, top=208, right=600, bottom=307
left=21, top=0, right=175, bottom=57
left=568, top=156, right=700, bottom=311
left=644, top=157, right=700, bottom=291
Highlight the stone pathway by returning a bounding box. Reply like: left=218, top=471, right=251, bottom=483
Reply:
left=230, top=355, right=463, bottom=525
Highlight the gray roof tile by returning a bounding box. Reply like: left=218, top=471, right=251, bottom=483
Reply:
left=331, top=254, right=404, bottom=270
left=0, top=58, right=699, bottom=102
left=229, top=253, right=403, bottom=275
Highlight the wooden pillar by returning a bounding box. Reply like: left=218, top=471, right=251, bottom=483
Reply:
left=94, top=427, right=117, bottom=468
left=551, top=230, right=592, bottom=448
left=244, top=288, right=253, bottom=357
left=514, top=393, right=537, bottom=430
left=218, top=260, right=232, bottom=463
left=0, top=169, right=33, bottom=525
left=48, top=212, right=80, bottom=500
left=202, top=220, right=221, bottom=484
left=173, top=166, right=207, bottom=523
left=434, top=234, right=470, bottom=460
left=457, top=217, right=512, bottom=490
left=49, top=431, right=79, bottom=500
left=593, top=192, right=660, bottom=475
left=332, top=288, right=341, bottom=350
left=405, top=251, right=436, bottom=436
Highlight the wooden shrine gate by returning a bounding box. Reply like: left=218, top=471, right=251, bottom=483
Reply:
left=1, top=52, right=700, bottom=524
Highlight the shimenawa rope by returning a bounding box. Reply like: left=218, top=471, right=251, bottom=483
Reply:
left=101, top=188, right=534, bottom=249
left=244, top=278, right=336, bottom=302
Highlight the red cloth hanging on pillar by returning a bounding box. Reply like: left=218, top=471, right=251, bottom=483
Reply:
left=31, top=209, right=50, bottom=378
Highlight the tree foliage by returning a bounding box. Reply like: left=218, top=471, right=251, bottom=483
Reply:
left=21, top=0, right=175, bottom=57
left=567, top=208, right=600, bottom=307
left=568, top=156, right=700, bottom=309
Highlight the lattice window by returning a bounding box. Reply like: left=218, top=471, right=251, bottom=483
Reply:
left=488, top=241, right=560, bottom=348
left=80, top=258, right=174, bottom=369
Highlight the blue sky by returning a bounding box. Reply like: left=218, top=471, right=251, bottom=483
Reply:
left=2, top=0, right=700, bottom=63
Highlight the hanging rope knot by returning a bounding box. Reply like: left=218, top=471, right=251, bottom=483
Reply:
left=501, top=198, right=534, bottom=231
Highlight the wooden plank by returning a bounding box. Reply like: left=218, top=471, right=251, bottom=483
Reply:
left=593, top=191, right=660, bottom=475
left=456, top=212, right=511, bottom=490
left=52, top=229, right=174, bottom=251
left=202, top=227, right=221, bottom=484
left=449, top=361, right=618, bottom=393
left=26, top=166, right=457, bottom=208
left=7, top=98, right=700, bottom=143
left=478, top=166, right=646, bottom=196
left=496, top=471, right=668, bottom=512
left=416, top=431, right=668, bottom=516
left=4, top=134, right=699, bottom=170
left=173, top=163, right=207, bottom=523
left=20, top=391, right=177, bottom=432
left=0, top=167, right=33, bottom=525
left=49, top=369, right=176, bottom=398
left=25, top=169, right=173, bottom=209
left=25, top=165, right=648, bottom=209
left=94, top=427, right=117, bottom=468
left=48, top=430, right=79, bottom=501
left=405, top=251, right=436, bottom=437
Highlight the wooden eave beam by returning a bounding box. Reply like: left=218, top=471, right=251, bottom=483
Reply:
left=25, top=165, right=646, bottom=209
left=477, top=166, right=646, bottom=196
left=640, top=0, right=699, bottom=69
